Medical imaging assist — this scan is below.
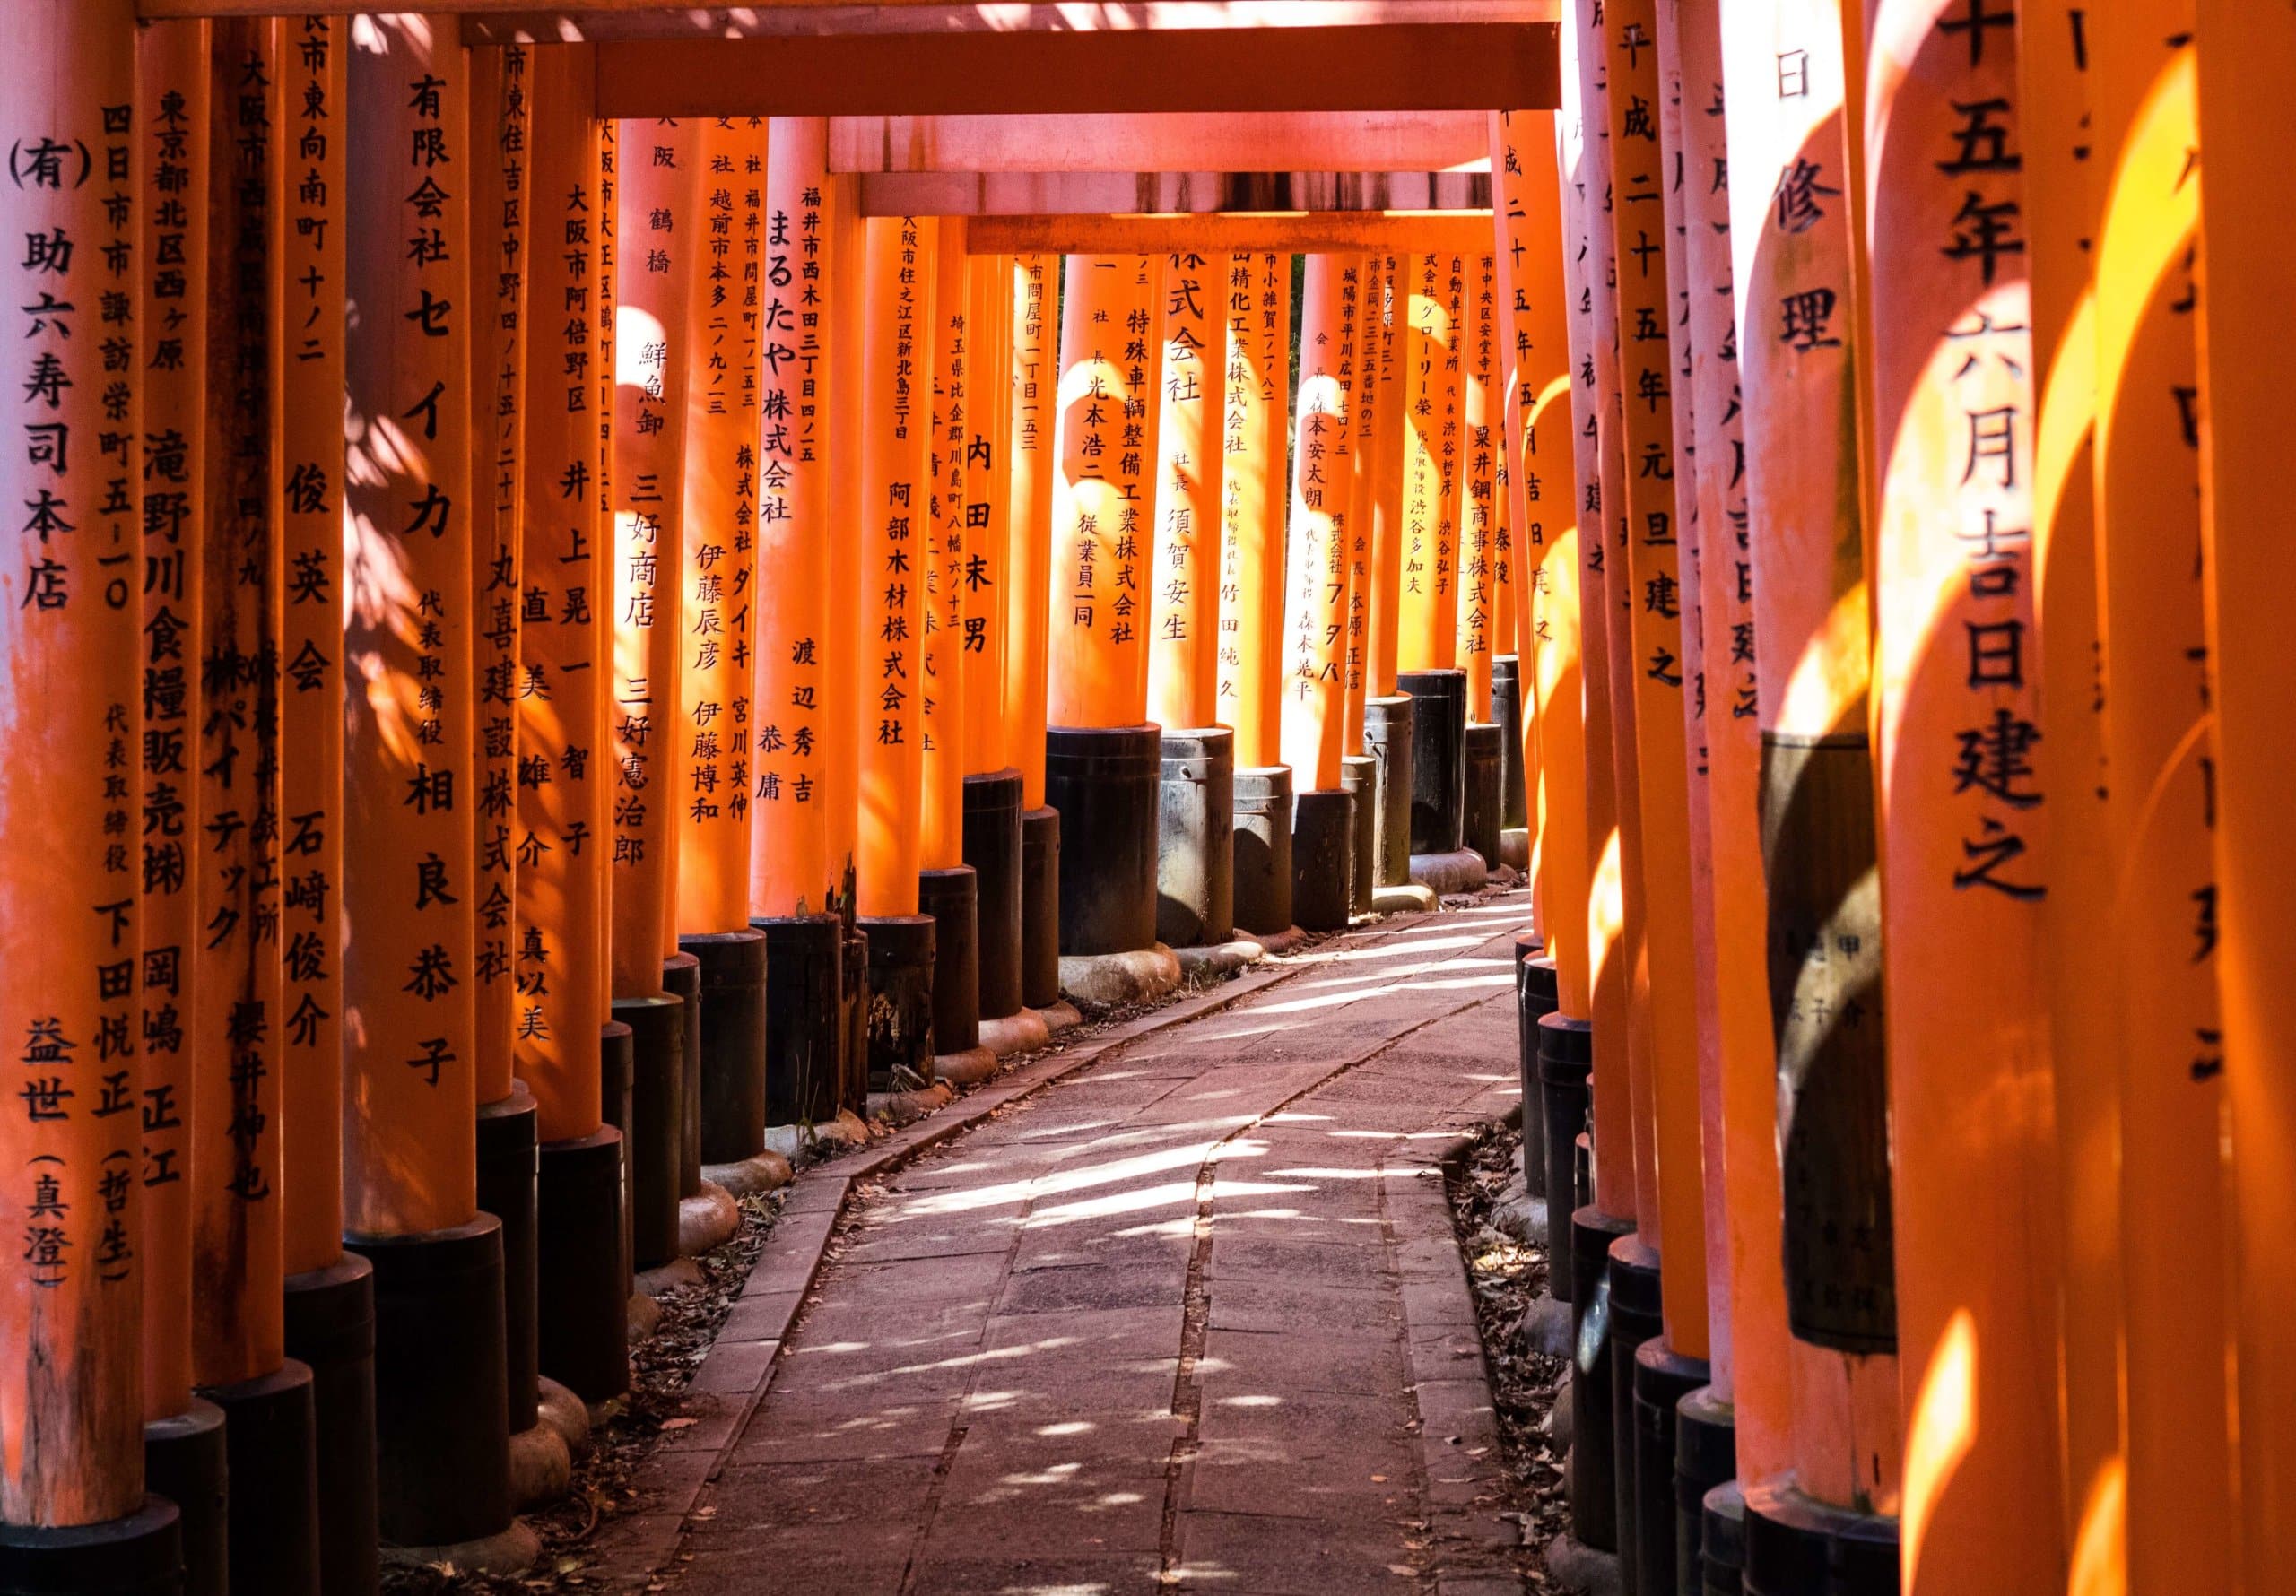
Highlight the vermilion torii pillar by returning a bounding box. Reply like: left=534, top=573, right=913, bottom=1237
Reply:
left=1338, top=251, right=1386, bottom=916
left=1147, top=249, right=1235, bottom=951
left=0, top=4, right=183, bottom=1585
left=1361, top=250, right=1418, bottom=898
left=1861, top=1, right=2064, bottom=1590
left=342, top=16, right=524, bottom=1568
left=1719, top=0, right=1902, bottom=1577
left=1457, top=250, right=1506, bottom=870
left=1004, top=255, right=1062, bottom=1011
left=751, top=117, right=850, bottom=1132
left=1278, top=255, right=1361, bottom=932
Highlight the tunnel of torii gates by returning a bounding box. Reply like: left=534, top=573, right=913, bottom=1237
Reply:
left=11, top=1, right=2296, bottom=1595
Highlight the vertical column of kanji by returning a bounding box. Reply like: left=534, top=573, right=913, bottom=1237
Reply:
left=1718, top=0, right=1900, bottom=1544
left=1335, top=253, right=1382, bottom=918
left=196, top=24, right=324, bottom=1594
left=1361, top=251, right=1419, bottom=896
left=1147, top=250, right=1222, bottom=740
left=1005, top=256, right=1063, bottom=1007
left=746, top=121, right=845, bottom=1132
left=2089, top=11, right=2227, bottom=1590
left=1860, top=0, right=2064, bottom=1589
left=1457, top=250, right=1507, bottom=872
left=1115, top=254, right=1162, bottom=725
left=2012, top=5, right=2117, bottom=1570
left=1277, top=255, right=1357, bottom=932
left=0, top=1, right=170, bottom=1575
left=1483, top=234, right=1532, bottom=871
left=1396, top=251, right=1447, bottom=677
left=133, top=21, right=217, bottom=1559
left=272, top=17, right=376, bottom=1596
left=343, top=15, right=521, bottom=1563
left=2196, top=8, right=2296, bottom=1591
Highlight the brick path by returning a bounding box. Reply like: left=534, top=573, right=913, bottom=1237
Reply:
left=635, top=896, right=1535, bottom=1596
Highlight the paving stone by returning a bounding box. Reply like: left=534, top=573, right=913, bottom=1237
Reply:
left=1172, top=1510, right=1423, bottom=1595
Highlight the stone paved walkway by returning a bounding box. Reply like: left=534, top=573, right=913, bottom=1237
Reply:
left=637, top=896, right=1536, bottom=1596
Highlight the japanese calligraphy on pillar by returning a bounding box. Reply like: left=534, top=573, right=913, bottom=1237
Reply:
left=1279, top=256, right=1357, bottom=791
left=1217, top=251, right=1289, bottom=763
left=1004, top=255, right=1054, bottom=804
left=1458, top=252, right=1499, bottom=712
left=920, top=221, right=969, bottom=865
left=1343, top=252, right=1383, bottom=750
left=961, top=254, right=1011, bottom=775
left=1146, top=249, right=1221, bottom=733
left=1396, top=251, right=1453, bottom=672
left=1368, top=251, right=1405, bottom=699
left=1047, top=255, right=1140, bottom=732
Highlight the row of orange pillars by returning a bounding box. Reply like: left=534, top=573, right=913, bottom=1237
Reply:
left=13, top=4, right=2296, bottom=1596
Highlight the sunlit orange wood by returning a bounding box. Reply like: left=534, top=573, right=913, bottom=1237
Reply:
left=2192, top=6, right=2296, bottom=1592
left=1366, top=252, right=1406, bottom=701
left=135, top=13, right=210, bottom=1426
left=822, top=172, right=864, bottom=913
left=1395, top=251, right=1458, bottom=673
left=1278, top=255, right=1358, bottom=790
left=344, top=11, right=479, bottom=1239
left=1147, top=250, right=1225, bottom=733
left=1861, top=0, right=2066, bottom=1585
left=1216, top=251, right=1290, bottom=763
left=1457, top=252, right=1499, bottom=716
left=827, top=110, right=1494, bottom=177
left=673, top=117, right=768, bottom=933
left=517, top=45, right=611, bottom=1147
left=1004, top=254, right=1057, bottom=806
left=962, top=254, right=1013, bottom=773
left=856, top=215, right=936, bottom=916
left=921, top=219, right=970, bottom=868
left=609, top=117, right=696, bottom=992
left=0, top=0, right=147, bottom=1526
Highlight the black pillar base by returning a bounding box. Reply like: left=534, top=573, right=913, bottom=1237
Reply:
left=755, top=915, right=843, bottom=1126
left=840, top=923, right=872, bottom=1116
left=685, top=930, right=768, bottom=1167
left=143, top=1402, right=225, bottom=1596
left=474, top=1083, right=540, bottom=1433
left=1339, top=755, right=1378, bottom=918
left=0, top=1498, right=181, bottom=1596
left=346, top=1216, right=512, bottom=1550
left=1608, top=1236, right=1665, bottom=1596
left=1157, top=729, right=1235, bottom=948
left=600, top=1024, right=635, bottom=1301
left=918, top=865, right=982, bottom=1054
left=1514, top=939, right=1557, bottom=1206
left=1362, top=695, right=1416, bottom=888
left=661, top=951, right=703, bottom=1197
left=1291, top=788, right=1353, bottom=932
left=1540, top=1018, right=1595, bottom=1298
left=1568, top=1206, right=1637, bottom=1552
left=1494, top=655, right=1529, bottom=831
left=1232, top=764, right=1295, bottom=936
left=283, top=1254, right=378, bottom=1596
left=861, top=914, right=937, bottom=1090
left=1397, top=669, right=1468, bottom=855
left=1020, top=806, right=1062, bottom=1008
left=1046, top=724, right=1161, bottom=955
left=962, top=769, right=1028, bottom=1019
left=203, top=1361, right=320, bottom=1596
left=1703, top=1480, right=1748, bottom=1596
left=1464, top=721, right=1503, bottom=867
left=535, top=1127, right=630, bottom=1405
left=1742, top=1479, right=1899, bottom=1596
left=1632, top=1339, right=1711, bottom=1596
left=612, top=996, right=684, bottom=1271
left=1677, top=1385, right=1738, bottom=1596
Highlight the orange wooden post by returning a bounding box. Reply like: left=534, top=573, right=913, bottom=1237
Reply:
left=1118, top=255, right=1163, bottom=725
left=822, top=171, right=864, bottom=932
left=0, top=1, right=177, bottom=1573
left=1396, top=252, right=1457, bottom=677
left=2013, top=10, right=2123, bottom=1576
left=1721, top=0, right=1905, bottom=1547
left=342, top=15, right=522, bottom=1558
left=1860, top=1, right=2066, bottom=1590
left=1487, top=230, right=1535, bottom=876
left=2196, top=9, right=2296, bottom=1594
left=134, top=14, right=213, bottom=1505
left=1004, top=256, right=1063, bottom=1006
left=2088, top=12, right=2229, bottom=1592
left=1344, top=252, right=1384, bottom=759
left=1457, top=252, right=1500, bottom=719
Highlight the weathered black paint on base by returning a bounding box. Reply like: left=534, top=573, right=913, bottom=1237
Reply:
left=1157, top=729, right=1234, bottom=948
left=535, top=1126, right=630, bottom=1405
left=283, top=1254, right=378, bottom=1596
left=1632, top=1339, right=1710, bottom=1596
left=1676, top=1386, right=1737, bottom=1596
left=0, top=1498, right=182, bottom=1596
left=862, top=914, right=937, bottom=1091
left=1291, top=788, right=1353, bottom=932
left=684, top=929, right=768, bottom=1167
left=1339, top=755, right=1378, bottom=917
left=1741, top=1480, right=1900, bottom=1596
left=1232, top=765, right=1295, bottom=936
left=754, top=915, right=843, bottom=1127
left=1397, top=669, right=1467, bottom=855
left=1702, top=1481, right=1748, bottom=1596
left=474, top=1084, right=539, bottom=1432
left=1464, top=721, right=1503, bottom=867
left=598, top=1023, right=635, bottom=1300
left=660, top=951, right=702, bottom=1197
left=346, top=1215, right=512, bottom=1550
left=1515, top=940, right=1557, bottom=1204
left=1046, top=724, right=1161, bottom=956
left=1541, top=1018, right=1595, bottom=1299
left=203, top=1361, right=320, bottom=1596
left=1569, top=1206, right=1637, bottom=1553
left=609, top=999, right=682, bottom=1271
left=840, top=924, right=871, bottom=1116
left=1020, top=806, right=1062, bottom=1009
left=142, top=1402, right=224, bottom=1596
left=1609, top=1236, right=1665, bottom=1596
left=1495, top=655, right=1529, bottom=830
left=918, top=865, right=982, bottom=1055
left=962, top=770, right=1028, bottom=1019
left=1362, top=695, right=1415, bottom=887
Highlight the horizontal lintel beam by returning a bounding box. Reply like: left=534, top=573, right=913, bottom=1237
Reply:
left=828, top=111, right=1493, bottom=176
left=857, top=170, right=1492, bottom=218
left=961, top=212, right=1496, bottom=256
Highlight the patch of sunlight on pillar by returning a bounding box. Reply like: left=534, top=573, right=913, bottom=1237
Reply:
left=1903, top=1308, right=1979, bottom=1593
left=1589, top=826, right=1623, bottom=991
left=2069, top=1457, right=2127, bottom=1596
left=1778, top=580, right=1872, bottom=737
